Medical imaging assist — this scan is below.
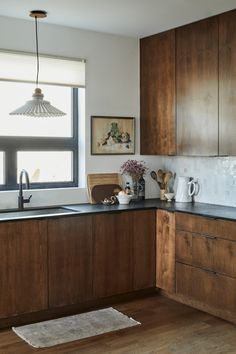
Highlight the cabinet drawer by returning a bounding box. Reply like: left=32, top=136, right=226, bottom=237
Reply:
left=176, top=212, right=236, bottom=242
left=176, top=263, right=216, bottom=307
left=176, top=231, right=236, bottom=277
left=214, top=238, right=236, bottom=278
left=176, top=230, right=192, bottom=264
left=176, top=212, right=217, bottom=236
left=176, top=231, right=214, bottom=270
left=176, top=263, right=236, bottom=314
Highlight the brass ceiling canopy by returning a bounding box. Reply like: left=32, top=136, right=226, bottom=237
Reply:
left=29, top=10, right=47, bottom=19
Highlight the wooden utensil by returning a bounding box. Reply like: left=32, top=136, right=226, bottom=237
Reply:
left=150, top=171, right=163, bottom=189
left=164, top=171, right=173, bottom=186
left=157, top=169, right=164, bottom=182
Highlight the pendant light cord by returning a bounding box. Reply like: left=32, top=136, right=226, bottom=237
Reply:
left=35, top=16, right=39, bottom=87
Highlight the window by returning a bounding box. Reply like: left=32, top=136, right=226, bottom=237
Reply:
left=0, top=51, right=85, bottom=190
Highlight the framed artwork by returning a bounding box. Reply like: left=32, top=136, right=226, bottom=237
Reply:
left=91, top=116, right=135, bottom=155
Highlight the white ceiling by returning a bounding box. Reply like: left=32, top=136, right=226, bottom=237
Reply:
left=0, top=0, right=235, bottom=38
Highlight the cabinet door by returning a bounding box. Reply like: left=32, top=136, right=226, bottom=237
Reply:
left=176, top=230, right=192, bottom=264
left=133, top=210, right=156, bottom=290
left=0, top=220, right=47, bottom=318
left=176, top=263, right=217, bottom=307
left=156, top=210, right=175, bottom=293
left=219, top=10, right=236, bottom=155
left=176, top=17, right=218, bottom=155
left=48, top=216, right=93, bottom=308
left=214, top=238, right=236, bottom=278
left=140, top=30, right=176, bottom=155
left=93, top=212, right=133, bottom=298
left=176, top=262, right=236, bottom=316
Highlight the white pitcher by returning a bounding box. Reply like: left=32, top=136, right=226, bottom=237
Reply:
left=175, top=176, right=197, bottom=203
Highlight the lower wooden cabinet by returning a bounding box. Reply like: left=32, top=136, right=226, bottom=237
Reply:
left=0, top=220, right=48, bottom=319
left=176, top=262, right=236, bottom=315
left=156, top=210, right=175, bottom=293
left=0, top=208, right=155, bottom=324
left=175, top=212, right=236, bottom=323
left=93, top=210, right=156, bottom=298
left=48, top=215, right=93, bottom=308
left=133, top=210, right=156, bottom=290
left=176, top=263, right=216, bottom=307
left=93, top=212, right=133, bottom=298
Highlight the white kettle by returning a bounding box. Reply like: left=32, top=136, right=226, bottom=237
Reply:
left=175, top=176, right=197, bottom=203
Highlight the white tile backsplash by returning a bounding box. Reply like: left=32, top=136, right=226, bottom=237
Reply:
left=161, top=156, right=236, bottom=207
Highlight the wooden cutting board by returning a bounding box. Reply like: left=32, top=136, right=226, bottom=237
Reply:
left=91, top=184, right=122, bottom=204
left=87, top=173, right=122, bottom=204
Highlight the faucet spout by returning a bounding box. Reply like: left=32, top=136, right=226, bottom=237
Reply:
left=18, top=169, right=32, bottom=209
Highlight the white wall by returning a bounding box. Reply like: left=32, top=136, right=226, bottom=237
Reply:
left=1, top=16, right=236, bottom=209
left=162, top=156, right=236, bottom=208
left=0, top=16, right=160, bottom=209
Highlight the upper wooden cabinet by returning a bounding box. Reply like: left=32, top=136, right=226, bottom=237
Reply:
left=176, top=17, right=218, bottom=155
left=140, top=30, right=176, bottom=155
left=219, top=10, right=236, bottom=155
left=140, top=11, right=236, bottom=156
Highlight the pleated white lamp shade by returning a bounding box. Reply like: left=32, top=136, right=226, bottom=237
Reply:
left=9, top=88, right=66, bottom=117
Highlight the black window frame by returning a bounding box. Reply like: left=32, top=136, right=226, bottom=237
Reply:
left=0, top=87, right=79, bottom=191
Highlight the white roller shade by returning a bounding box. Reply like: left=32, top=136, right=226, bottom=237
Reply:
left=0, top=50, right=85, bottom=87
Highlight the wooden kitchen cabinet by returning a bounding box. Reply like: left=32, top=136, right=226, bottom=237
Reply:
left=176, top=17, right=218, bottom=155
left=175, top=212, right=236, bottom=323
left=156, top=209, right=175, bottom=293
left=0, top=220, right=48, bottom=319
left=48, top=215, right=93, bottom=308
left=133, top=210, right=156, bottom=290
left=140, top=30, right=176, bottom=155
left=219, top=9, right=236, bottom=155
left=93, top=209, right=156, bottom=298
left=93, top=212, right=133, bottom=298
left=176, top=263, right=217, bottom=308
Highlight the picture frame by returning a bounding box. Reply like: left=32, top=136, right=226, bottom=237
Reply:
left=91, top=116, right=135, bottom=155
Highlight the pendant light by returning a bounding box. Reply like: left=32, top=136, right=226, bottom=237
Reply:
left=10, top=10, right=65, bottom=117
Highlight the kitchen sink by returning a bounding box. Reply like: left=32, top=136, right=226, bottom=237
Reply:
left=0, top=207, right=80, bottom=221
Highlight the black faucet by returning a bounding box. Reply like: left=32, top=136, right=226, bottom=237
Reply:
left=18, top=169, right=32, bottom=210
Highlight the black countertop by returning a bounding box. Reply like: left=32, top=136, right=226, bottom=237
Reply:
left=65, top=199, right=236, bottom=221
left=1, top=199, right=236, bottom=222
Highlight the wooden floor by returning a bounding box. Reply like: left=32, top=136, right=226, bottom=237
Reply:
left=1, top=295, right=236, bottom=354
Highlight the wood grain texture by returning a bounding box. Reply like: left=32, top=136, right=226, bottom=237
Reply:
left=87, top=173, right=122, bottom=204
left=176, top=262, right=236, bottom=322
left=48, top=216, right=93, bottom=308
left=156, top=210, right=175, bottom=292
left=219, top=9, right=236, bottom=155
left=176, top=17, right=218, bottom=156
left=133, top=210, right=156, bottom=290
left=176, top=212, right=236, bottom=242
left=176, top=212, right=236, bottom=277
left=140, top=30, right=176, bottom=155
left=176, top=230, right=193, bottom=264
left=176, top=212, right=217, bottom=236
left=3, top=295, right=236, bottom=354
left=0, top=220, right=47, bottom=319
left=93, top=212, right=133, bottom=298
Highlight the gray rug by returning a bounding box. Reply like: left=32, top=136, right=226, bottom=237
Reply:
left=12, top=307, right=140, bottom=348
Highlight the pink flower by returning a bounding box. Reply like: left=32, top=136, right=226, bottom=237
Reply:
left=120, top=160, right=148, bottom=181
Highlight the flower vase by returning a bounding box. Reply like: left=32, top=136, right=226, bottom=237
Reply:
left=132, top=179, right=140, bottom=201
